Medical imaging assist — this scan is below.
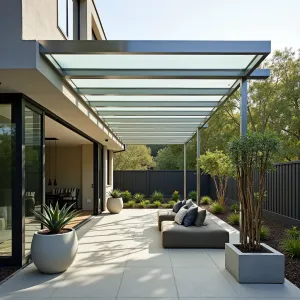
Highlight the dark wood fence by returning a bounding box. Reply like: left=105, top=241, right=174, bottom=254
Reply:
left=211, top=161, right=300, bottom=223
left=113, top=170, right=211, bottom=198
left=115, top=161, right=300, bottom=224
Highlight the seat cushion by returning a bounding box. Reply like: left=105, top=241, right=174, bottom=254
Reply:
left=157, top=210, right=176, bottom=231
left=161, top=217, right=229, bottom=248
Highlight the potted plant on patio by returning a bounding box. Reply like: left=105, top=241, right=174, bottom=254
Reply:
left=226, top=132, right=283, bottom=283
left=30, top=202, right=80, bottom=274
left=107, top=189, right=123, bottom=214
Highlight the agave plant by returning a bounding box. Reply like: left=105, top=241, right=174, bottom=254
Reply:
left=31, top=202, right=80, bottom=234
left=109, top=189, right=122, bottom=198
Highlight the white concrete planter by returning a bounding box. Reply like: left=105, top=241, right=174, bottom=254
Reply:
left=225, top=243, right=285, bottom=283
left=31, top=228, right=78, bottom=274
left=107, top=197, right=123, bottom=214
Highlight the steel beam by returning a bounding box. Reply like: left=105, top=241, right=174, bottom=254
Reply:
left=89, top=100, right=220, bottom=108
left=239, top=78, right=248, bottom=243
left=196, top=127, right=201, bottom=205
left=62, top=68, right=270, bottom=79
left=99, top=110, right=213, bottom=117
left=40, top=40, right=271, bottom=55
left=105, top=118, right=205, bottom=123
left=184, top=143, right=187, bottom=199
left=79, top=88, right=232, bottom=96
left=118, top=132, right=193, bottom=137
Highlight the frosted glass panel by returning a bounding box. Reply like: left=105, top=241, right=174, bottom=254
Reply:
left=53, top=54, right=255, bottom=69
left=71, top=79, right=235, bottom=88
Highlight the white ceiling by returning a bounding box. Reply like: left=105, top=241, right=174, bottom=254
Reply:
left=45, top=116, right=92, bottom=146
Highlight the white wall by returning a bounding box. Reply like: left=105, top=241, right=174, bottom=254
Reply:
left=79, top=0, right=106, bottom=40
left=22, top=0, right=66, bottom=40
left=103, top=147, right=114, bottom=210
left=45, top=145, right=82, bottom=201
left=81, top=144, right=94, bottom=211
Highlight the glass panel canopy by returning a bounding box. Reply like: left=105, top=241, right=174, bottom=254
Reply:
left=53, top=54, right=256, bottom=70
left=40, top=40, right=271, bottom=145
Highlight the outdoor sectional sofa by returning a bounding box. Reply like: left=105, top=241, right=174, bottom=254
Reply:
left=158, top=209, right=229, bottom=248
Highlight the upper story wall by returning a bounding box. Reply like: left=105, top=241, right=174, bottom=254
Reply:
left=21, top=0, right=105, bottom=41
left=22, top=0, right=66, bottom=40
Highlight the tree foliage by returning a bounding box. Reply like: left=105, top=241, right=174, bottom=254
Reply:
left=155, top=48, right=300, bottom=169
left=113, top=145, right=155, bottom=170
left=199, top=150, right=235, bottom=205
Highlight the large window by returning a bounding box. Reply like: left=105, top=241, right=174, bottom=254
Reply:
left=0, top=104, right=14, bottom=257
left=58, top=0, right=73, bottom=39
left=24, top=107, right=42, bottom=256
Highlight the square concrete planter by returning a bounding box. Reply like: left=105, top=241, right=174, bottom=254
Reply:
left=225, top=243, right=285, bottom=283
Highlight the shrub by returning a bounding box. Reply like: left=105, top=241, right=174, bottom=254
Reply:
left=31, top=202, right=80, bottom=234
left=152, top=191, right=163, bottom=202
left=281, top=238, right=300, bottom=258
left=169, top=200, right=176, bottom=207
left=133, top=193, right=145, bottom=203
left=200, top=196, right=212, bottom=205
left=122, top=190, right=132, bottom=202
left=161, top=203, right=172, bottom=208
left=281, top=226, right=300, bottom=258
left=109, top=189, right=122, bottom=198
left=172, top=190, right=180, bottom=201
left=147, top=203, right=156, bottom=208
left=127, top=200, right=136, bottom=208
left=188, top=190, right=197, bottom=201
left=260, top=225, right=270, bottom=241
left=230, top=203, right=239, bottom=213
left=134, top=203, right=143, bottom=208
left=144, top=200, right=150, bottom=205
left=210, top=202, right=225, bottom=214
left=153, top=201, right=161, bottom=208
left=286, top=226, right=300, bottom=239
left=227, top=213, right=239, bottom=225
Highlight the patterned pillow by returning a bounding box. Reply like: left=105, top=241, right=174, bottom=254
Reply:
left=174, top=206, right=188, bottom=225
left=183, top=205, right=198, bottom=227
left=194, top=208, right=206, bottom=226
left=185, top=199, right=195, bottom=209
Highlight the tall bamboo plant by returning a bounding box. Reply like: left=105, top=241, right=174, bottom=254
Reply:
left=229, top=133, right=280, bottom=251
left=199, top=149, right=235, bottom=205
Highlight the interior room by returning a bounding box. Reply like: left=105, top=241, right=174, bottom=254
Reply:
left=24, top=115, right=95, bottom=255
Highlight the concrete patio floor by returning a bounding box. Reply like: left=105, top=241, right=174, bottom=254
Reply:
left=1, top=209, right=300, bottom=300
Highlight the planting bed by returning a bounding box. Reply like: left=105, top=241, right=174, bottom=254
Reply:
left=203, top=203, right=300, bottom=288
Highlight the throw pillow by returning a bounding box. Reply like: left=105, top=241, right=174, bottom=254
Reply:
left=172, top=201, right=183, bottom=213
left=194, top=208, right=206, bottom=227
left=174, top=206, right=188, bottom=225
left=183, top=204, right=198, bottom=227
left=185, top=199, right=195, bottom=209
left=71, top=189, right=77, bottom=197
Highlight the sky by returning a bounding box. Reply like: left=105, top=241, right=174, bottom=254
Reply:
left=95, top=0, right=300, bottom=52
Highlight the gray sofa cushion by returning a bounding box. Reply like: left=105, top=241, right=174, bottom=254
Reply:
left=174, top=207, right=188, bottom=225
left=172, top=201, right=183, bottom=213
left=183, top=205, right=198, bottom=227
left=161, top=217, right=229, bottom=248
left=157, top=210, right=176, bottom=231
left=194, top=208, right=206, bottom=227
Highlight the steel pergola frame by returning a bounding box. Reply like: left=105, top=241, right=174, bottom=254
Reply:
left=39, top=40, right=271, bottom=146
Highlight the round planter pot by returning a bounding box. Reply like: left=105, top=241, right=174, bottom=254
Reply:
left=31, top=228, right=78, bottom=274
left=107, top=197, right=123, bottom=214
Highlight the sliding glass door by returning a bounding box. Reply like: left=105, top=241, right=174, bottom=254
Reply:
left=24, top=106, right=43, bottom=256
left=0, top=104, right=14, bottom=257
